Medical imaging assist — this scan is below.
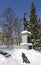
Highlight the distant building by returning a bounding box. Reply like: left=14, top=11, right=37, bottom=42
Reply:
left=0, top=32, right=9, bottom=45
left=0, top=32, right=20, bottom=45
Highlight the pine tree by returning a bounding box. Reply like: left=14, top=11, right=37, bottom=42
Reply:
left=37, top=18, right=41, bottom=44
left=29, top=2, right=39, bottom=42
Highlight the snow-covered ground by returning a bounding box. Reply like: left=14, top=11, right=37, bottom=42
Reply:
left=0, top=49, right=41, bottom=65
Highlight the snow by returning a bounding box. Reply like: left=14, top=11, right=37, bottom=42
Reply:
left=0, top=54, right=6, bottom=63
left=0, top=49, right=41, bottom=65
left=20, top=43, right=32, bottom=45
left=21, top=30, right=31, bottom=35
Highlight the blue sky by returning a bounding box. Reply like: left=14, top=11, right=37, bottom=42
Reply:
left=0, top=0, right=41, bottom=19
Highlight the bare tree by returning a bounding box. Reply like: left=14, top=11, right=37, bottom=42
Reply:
left=2, top=7, right=15, bottom=45
left=2, top=7, right=22, bottom=45
left=14, top=17, right=22, bottom=45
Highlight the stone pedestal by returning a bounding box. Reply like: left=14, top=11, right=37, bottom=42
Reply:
left=20, top=30, right=32, bottom=50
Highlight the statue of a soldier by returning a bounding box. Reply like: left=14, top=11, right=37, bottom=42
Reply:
left=24, top=13, right=27, bottom=30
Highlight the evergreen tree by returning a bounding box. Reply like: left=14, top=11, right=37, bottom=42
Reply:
left=29, top=2, right=39, bottom=42
left=37, top=18, right=41, bottom=44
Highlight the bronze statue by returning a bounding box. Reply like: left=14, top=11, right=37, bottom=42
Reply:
left=24, top=13, right=27, bottom=30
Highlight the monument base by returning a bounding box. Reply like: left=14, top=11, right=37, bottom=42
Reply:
left=20, top=43, right=32, bottom=50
